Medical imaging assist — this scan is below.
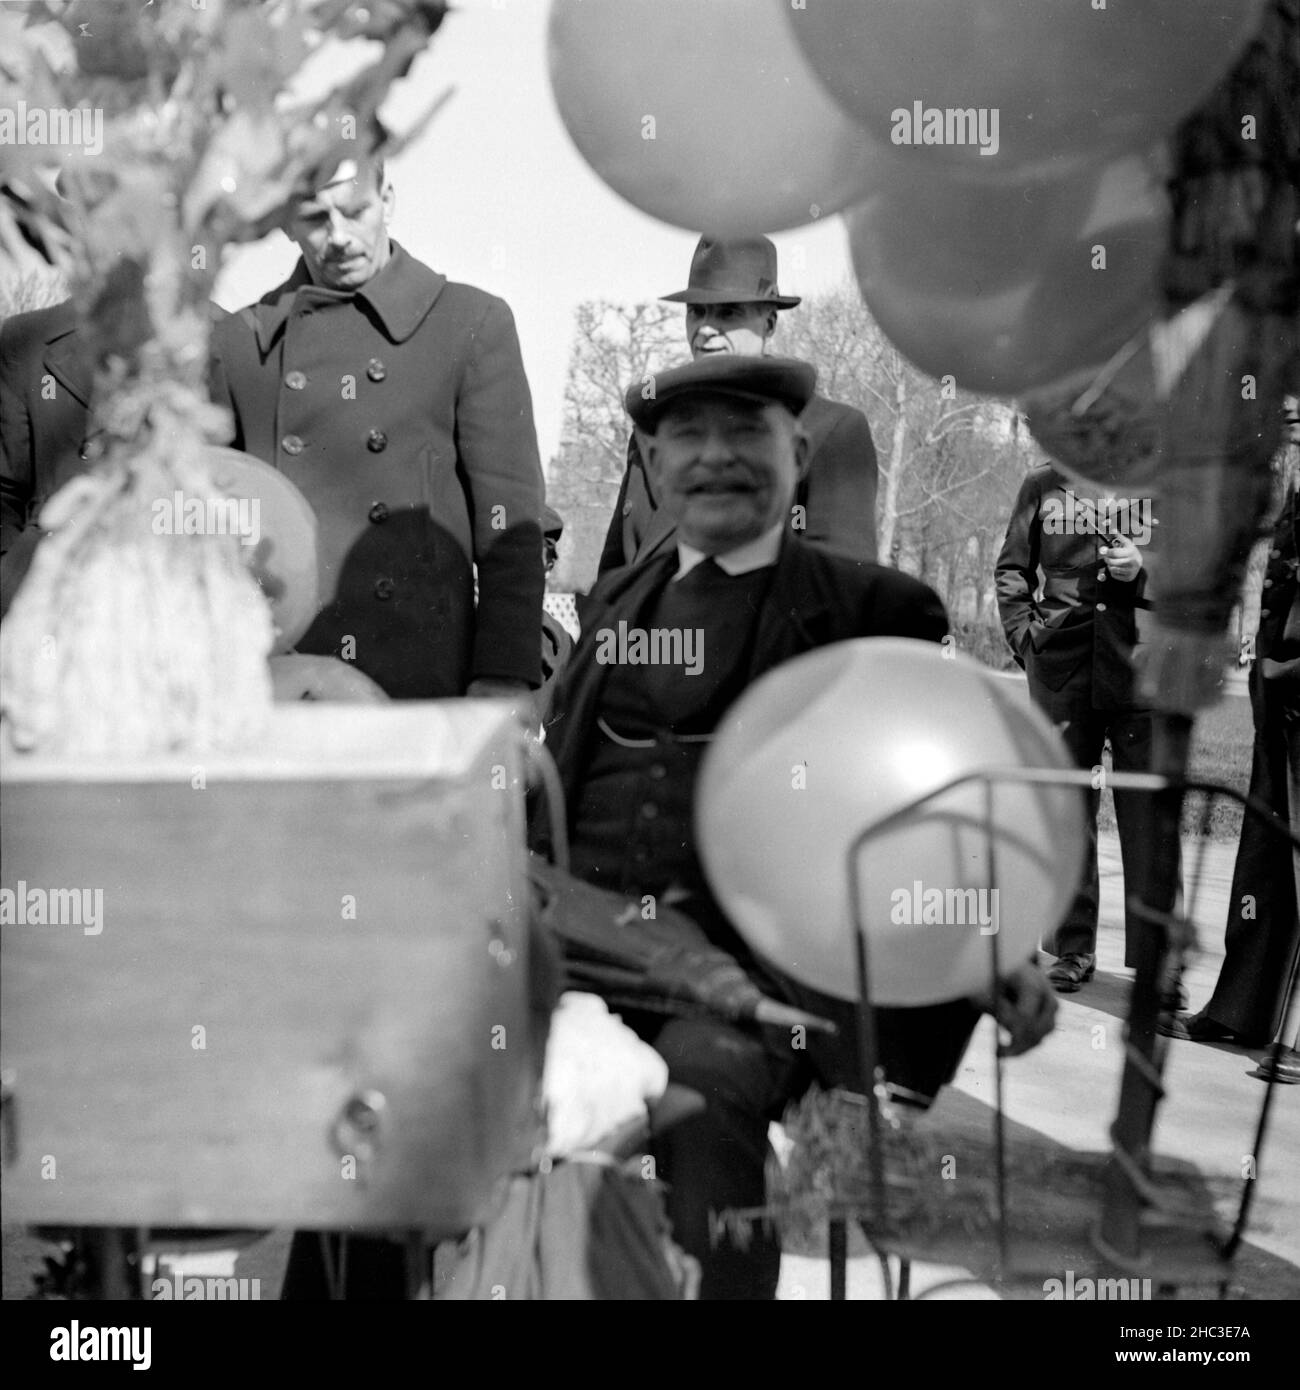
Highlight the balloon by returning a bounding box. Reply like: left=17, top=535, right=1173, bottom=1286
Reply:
left=1019, top=338, right=1164, bottom=493
left=786, top=0, right=1267, bottom=172
left=696, top=639, right=1086, bottom=1006
left=846, top=150, right=1168, bottom=395
left=547, top=0, right=891, bottom=236
left=203, top=447, right=319, bottom=653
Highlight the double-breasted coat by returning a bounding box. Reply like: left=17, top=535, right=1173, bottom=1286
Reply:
left=209, top=243, right=545, bottom=698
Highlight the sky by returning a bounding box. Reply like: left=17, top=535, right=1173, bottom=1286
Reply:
left=212, top=0, right=857, bottom=468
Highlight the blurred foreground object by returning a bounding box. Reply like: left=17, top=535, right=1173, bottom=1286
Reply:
left=785, top=0, right=1264, bottom=171
left=0, top=0, right=450, bottom=750
left=547, top=0, right=887, bottom=235
left=697, top=639, right=1086, bottom=1006
left=0, top=703, right=544, bottom=1234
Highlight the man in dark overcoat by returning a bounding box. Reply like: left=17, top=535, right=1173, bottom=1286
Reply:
left=0, top=299, right=92, bottom=610
left=210, top=155, right=545, bottom=702
left=541, top=352, right=1056, bottom=1299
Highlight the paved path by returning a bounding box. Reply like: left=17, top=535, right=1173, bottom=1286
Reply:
left=778, top=831, right=1299, bottom=1300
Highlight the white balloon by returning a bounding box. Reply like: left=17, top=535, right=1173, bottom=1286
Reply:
left=697, top=639, right=1086, bottom=1005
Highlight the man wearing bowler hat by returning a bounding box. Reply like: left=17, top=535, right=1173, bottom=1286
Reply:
left=540, top=352, right=1056, bottom=1299
left=596, top=235, right=880, bottom=577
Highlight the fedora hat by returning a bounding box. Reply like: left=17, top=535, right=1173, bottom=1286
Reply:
left=625, top=354, right=816, bottom=433
left=660, top=236, right=801, bottom=309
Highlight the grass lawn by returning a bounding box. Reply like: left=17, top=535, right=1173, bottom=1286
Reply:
left=996, top=674, right=1256, bottom=843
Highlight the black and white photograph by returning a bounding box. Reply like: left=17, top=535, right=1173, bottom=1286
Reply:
left=0, top=0, right=1296, bottom=1360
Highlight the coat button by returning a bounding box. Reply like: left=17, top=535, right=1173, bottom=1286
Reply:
left=1096, top=602, right=1107, bottom=613
left=1263, top=578, right=1273, bottom=588
left=1270, top=548, right=1282, bottom=559
left=367, top=429, right=387, bottom=453
left=1260, top=607, right=1271, bottom=619
left=640, top=802, right=659, bottom=820
left=623, top=503, right=633, bottom=516
left=284, top=370, right=307, bottom=391
left=368, top=501, right=390, bottom=524
left=649, top=763, right=667, bottom=780
left=281, top=434, right=304, bottom=456
left=373, top=577, right=395, bottom=601
left=367, top=358, right=387, bottom=383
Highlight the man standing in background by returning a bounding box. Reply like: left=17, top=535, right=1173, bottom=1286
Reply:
left=597, top=235, right=879, bottom=577
left=210, top=154, right=546, bottom=706
left=995, top=463, right=1165, bottom=993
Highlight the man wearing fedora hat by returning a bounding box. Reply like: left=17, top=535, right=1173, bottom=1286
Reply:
left=596, top=235, right=880, bottom=578
left=540, top=351, right=1056, bottom=1299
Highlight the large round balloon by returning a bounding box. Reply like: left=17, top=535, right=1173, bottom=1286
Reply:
left=696, top=639, right=1086, bottom=1006
left=846, top=150, right=1168, bottom=395
left=547, top=0, right=891, bottom=236
left=786, top=0, right=1266, bottom=172
left=202, top=447, right=319, bottom=653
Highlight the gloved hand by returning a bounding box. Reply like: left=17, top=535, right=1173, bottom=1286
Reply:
left=541, top=992, right=669, bottom=1159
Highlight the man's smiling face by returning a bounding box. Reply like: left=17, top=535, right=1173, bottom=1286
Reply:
left=643, top=393, right=808, bottom=554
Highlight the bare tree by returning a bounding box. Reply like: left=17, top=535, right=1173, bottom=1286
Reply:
left=560, top=300, right=684, bottom=484
left=548, top=300, right=683, bottom=590
left=549, top=285, right=1035, bottom=625
left=775, top=286, right=1026, bottom=590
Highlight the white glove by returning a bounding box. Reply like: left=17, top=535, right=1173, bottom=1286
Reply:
left=541, top=992, right=669, bottom=1159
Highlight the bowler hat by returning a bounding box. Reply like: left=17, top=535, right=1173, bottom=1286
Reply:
left=625, top=354, right=816, bottom=433
left=660, top=236, right=801, bottom=309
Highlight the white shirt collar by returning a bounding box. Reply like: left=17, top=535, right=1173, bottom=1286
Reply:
left=674, top=524, right=783, bottom=580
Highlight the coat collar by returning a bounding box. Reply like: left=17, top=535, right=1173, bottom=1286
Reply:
left=251, top=240, right=446, bottom=353
left=41, top=302, right=91, bottom=408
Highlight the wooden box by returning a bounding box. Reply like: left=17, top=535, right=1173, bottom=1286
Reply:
left=0, top=704, right=542, bottom=1234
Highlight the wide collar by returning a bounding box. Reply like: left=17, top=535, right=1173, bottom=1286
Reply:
left=41, top=300, right=90, bottom=407
left=252, top=240, right=446, bottom=354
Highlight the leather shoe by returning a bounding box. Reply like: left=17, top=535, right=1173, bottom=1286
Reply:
left=1157, top=1010, right=1266, bottom=1046
left=1247, top=1046, right=1300, bottom=1084
left=1047, top=952, right=1095, bottom=993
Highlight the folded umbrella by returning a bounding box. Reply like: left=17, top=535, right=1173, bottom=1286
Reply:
left=527, top=854, right=835, bottom=1036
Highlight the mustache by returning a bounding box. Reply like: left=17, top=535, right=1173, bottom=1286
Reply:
left=679, top=468, right=761, bottom=491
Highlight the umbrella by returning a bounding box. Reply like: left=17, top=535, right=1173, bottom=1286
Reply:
left=527, top=854, right=835, bottom=1036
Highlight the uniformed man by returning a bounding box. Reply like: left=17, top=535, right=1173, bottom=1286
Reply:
left=596, top=235, right=879, bottom=577
left=209, top=155, right=546, bottom=705
left=995, top=463, right=1168, bottom=992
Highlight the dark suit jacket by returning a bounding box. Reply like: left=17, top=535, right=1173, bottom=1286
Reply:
left=209, top=242, right=545, bottom=698
left=0, top=300, right=91, bottom=558
left=546, top=534, right=946, bottom=827
left=994, top=465, right=1151, bottom=710
left=1256, top=480, right=1299, bottom=664
left=596, top=392, right=879, bottom=577
left=540, top=534, right=980, bottom=1098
